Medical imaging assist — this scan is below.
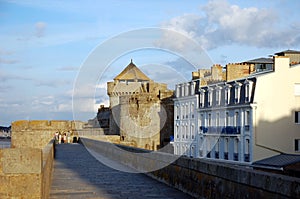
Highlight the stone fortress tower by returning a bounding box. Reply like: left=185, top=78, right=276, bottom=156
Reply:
left=107, top=60, right=174, bottom=150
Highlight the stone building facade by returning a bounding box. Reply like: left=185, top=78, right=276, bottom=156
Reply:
left=107, top=60, right=174, bottom=150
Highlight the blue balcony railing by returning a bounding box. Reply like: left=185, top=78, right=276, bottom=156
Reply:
left=200, top=126, right=241, bottom=134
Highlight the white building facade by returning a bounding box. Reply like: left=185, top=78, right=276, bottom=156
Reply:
left=173, top=80, right=199, bottom=157
left=174, top=51, right=300, bottom=165
left=196, top=78, right=255, bottom=163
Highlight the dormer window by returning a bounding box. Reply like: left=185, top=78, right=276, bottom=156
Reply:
left=244, top=80, right=253, bottom=103
left=225, top=84, right=231, bottom=105
left=199, top=89, right=205, bottom=108
left=208, top=87, right=213, bottom=107
left=234, top=82, right=242, bottom=104
left=215, top=86, right=221, bottom=106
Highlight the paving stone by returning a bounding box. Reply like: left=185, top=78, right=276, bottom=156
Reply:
left=50, top=143, right=194, bottom=199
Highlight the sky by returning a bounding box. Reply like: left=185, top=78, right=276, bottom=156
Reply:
left=0, top=0, right=299, bottom=126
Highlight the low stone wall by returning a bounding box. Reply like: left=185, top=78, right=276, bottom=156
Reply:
left=81, top=138, right=300, bottom=199
left=0, top=120, right=74, bottom=199
left=77, top=128, right=110, bottom=137
left=80, top=135, right=121, bottom=144
left=0, top=140, right=54, bottom=199
left=11, top=120, right=84, bottom=149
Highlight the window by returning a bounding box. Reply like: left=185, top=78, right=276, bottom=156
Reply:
left=245, top=84, right=250, bottom=102
left=234, top=112, right=239, bottom=127
left=225, top=112, right=229, bottom=126
left=295, top=111, right=300, bottom=124
left=191, top=103, right=194, bottom=114
left=208, top=113, right=212, bottom=127
left=176, top=105, right=179, bottom=119
left=245, top=110, right=250, bottom=130
left=244, top=80, right=253, bottom=102
left=186, top=125, right=188, bottom=139
left=245, top=139, right=250, bottom=154
left=224, top=138, right=229, bottom=152
left=186, top=104, right=189, bottom=119
left=215, top=87, right=221, bottom=106
left=295, top=139, right=300, bottom=152
left=224, top=138, right=229, bottom=160
left=216, top=112, right=220, bottom=127
left=200, top=114, right=204, bottom=128
left=234, top=138, right=239, bottom=161
left=199, top=89, right=205, bottom=108
left=225, top=85, right=231, bottom=105
left=234, top=83, right=241, bottom=104
left=191, top=124, right=195, bottom=139
left=208, top=88, right=213, bottom=107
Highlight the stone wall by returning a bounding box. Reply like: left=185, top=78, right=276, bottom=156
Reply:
left=0, top=120, right=80, bottom=199
left=226, top=63, right=254, bottom=81
left=0, top=140, right=54, bottom=199
left=81, top=138, right=300, bottom=199
left=11, top=120, right=84, bottom=148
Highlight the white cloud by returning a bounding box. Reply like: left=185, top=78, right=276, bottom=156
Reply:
left=57, top=66, right=79, bottom=71
left=161, top=0, right=300, bottom=50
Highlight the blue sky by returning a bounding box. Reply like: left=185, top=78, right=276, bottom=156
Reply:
left=0, top=0, right=299, bottom=125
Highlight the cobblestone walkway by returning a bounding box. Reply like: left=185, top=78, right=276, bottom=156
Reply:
left=50, top=143, right=194, bottom=199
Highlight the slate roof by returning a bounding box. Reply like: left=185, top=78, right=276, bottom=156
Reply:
left=253, top=154, right=300, bottom=168
left=243, top=57, right=274, bottom=64
left=114, top=60, right=150, bottom=81
left=275, top=49, right=300, bottom=55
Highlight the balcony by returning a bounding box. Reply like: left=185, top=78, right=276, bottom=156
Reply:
left=200, top=126, right=241, bottom=134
